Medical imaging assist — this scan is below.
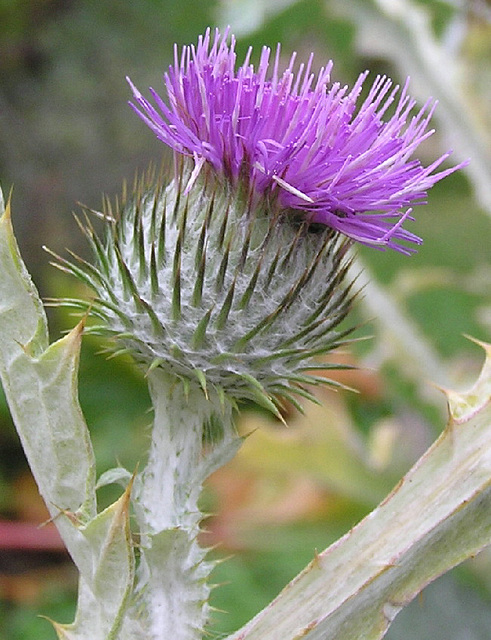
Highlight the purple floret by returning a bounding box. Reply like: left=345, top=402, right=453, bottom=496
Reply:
left=128, top=28, right=466, bottom=253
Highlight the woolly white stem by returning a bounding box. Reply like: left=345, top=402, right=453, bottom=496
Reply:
left=133, top=369, right=241, bottom=640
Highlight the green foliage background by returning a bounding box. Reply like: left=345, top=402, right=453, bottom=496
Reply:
left=0, top=1, right=490, bottom=638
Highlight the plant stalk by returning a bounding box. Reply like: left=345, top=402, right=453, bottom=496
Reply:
left=132, top=369, right=241, bottom=639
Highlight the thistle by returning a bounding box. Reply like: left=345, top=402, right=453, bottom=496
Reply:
left=57, top=27, right=464, bottom=409
left=43, top=28, right=465, bottom=640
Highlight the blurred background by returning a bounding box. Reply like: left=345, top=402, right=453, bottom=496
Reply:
left=0, top=0, right=490, bottom=638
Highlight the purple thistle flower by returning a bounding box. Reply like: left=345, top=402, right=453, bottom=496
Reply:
left=127, top=28, right=465, bottom=254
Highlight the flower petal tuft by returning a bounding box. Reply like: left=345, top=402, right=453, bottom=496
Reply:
left=128, top=28, right=467, bottom=253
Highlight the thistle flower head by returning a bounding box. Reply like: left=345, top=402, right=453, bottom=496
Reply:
left=127, top=27, right=465, bottom=254
left=55, top=29, right=466, bottom=412
left=56, top=165, right=354, bottom=414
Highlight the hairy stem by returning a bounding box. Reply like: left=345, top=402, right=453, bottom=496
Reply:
left=132, top=370, right=241, bottom=639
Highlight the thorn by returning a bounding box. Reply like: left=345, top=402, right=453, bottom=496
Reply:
left=49, top=503, right=83, bottom=527
left=172, top=264, right=181, bottom=321
left=191, top=308, right=213, bottom=350
left=464, top=334, right=491, bottom=356
left=194, top=369, right=209, bottom=400
left=215, top=237, right=231, bottom=293
left=263, top=249, right=281, bottom=292
left=150, top=242, right=159, bottom=296
left=215, top=277, right=236, bottom=330
left=192, top=237, right=207, bottom=307
left=216, top=199, right=230, bottom=250
left=146, top=358, right=165, bottom=376
left=312, top=548, right=322, bottom=569
left=39, top=616, right=69, bottom=640
left=240, top=374, right=286, bottom=424
left=0, top=186, right=14, bottom=221
left=157, top=190, right=167, bottom=266
left=237, top=258, right=262, bottom=310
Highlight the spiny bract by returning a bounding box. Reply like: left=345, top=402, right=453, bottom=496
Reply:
left=54, top=164, right=355, bottom=414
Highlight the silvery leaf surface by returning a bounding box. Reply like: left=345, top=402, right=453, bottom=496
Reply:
left=0, top=193, right=96, bottom=546
left=0, top=191, right=135, bottom=639
left=226, top=342, right=491, bottom=640
left=51, top=485, right=135, bottom=640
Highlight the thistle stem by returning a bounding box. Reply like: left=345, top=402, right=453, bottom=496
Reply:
left=133, top=369, right=240, bottom=639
